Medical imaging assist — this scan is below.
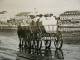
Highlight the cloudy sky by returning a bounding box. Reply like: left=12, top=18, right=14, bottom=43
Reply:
left=0, top=0, right=80, bottom=19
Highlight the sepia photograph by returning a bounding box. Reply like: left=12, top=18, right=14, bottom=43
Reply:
left=0, top=0, right=80, bottom=60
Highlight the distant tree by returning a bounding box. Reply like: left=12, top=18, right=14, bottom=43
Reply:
left=0, top=11, right=7, bottom=14
left=16, top=12, right=31, bottom=16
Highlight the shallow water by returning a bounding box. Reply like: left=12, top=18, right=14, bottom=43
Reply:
left=0, top=32, right=80, bottom=60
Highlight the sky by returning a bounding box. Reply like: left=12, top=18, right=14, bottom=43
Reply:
left=0, top=0, right=80, bottom=21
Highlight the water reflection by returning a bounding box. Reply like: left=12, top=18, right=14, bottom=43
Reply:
left=17, top=47, right=64, bottom=60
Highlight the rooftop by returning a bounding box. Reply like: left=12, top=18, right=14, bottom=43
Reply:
left=60, top=11, right=80, bottom=16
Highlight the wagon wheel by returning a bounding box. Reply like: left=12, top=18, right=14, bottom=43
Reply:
left=37, top=40, right=42, bottom=50
left=45, top=40, right=51, bottom=49
left=54, top=32, right=63, bottom=49
left=54, top=38, right=63, bottom=49
left=45, top=33, right=51, bottom=49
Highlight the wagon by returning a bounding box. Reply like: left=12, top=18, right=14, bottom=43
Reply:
left=17, top=24, right=63, bottom=53
left=17, top=14, right=63, bottom=55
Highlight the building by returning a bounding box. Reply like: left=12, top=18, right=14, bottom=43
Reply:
left=58, top=11, right=80, bottom=32
left=58, top=11, right=80, bottom=42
